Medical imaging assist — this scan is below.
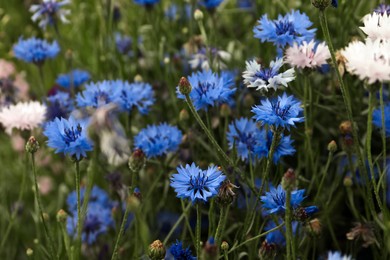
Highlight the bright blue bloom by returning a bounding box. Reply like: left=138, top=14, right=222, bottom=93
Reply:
left=134, top=123, right=182, bottom=158
left=117, top=81, right=155, bottom=114
left=251, top=92, right=304, bottom=130
left=13, top=37, right=60, bottom=64
left=253, top=10, right=316, bottom=48
left=261, top=185, right=315, bottom=215
left=56, top=69, right=90, bottom=88
left=169, top=240, right=196, bottom=260
left=76, top=80, right=121, bottom=109
left=265, top=219, right=298, bottom=246
left=66, top=185, right=116, bottom=244
left=331, top=0, right=338, bottom=8
left=200, top=0, right=224, bottom=9
left=43, top=116, right=93, bottom=160
left=46, top=91, right=74, bottom=120
left=29, top=0, right=70, bottom=28
left=372, top=103, right=390, bottom=137
left=134, top=0, right=160, bottom=6
left=255, top=131, right=296, bottom=163
left=170, top=163, right=226, bottom=203
left=177, top=70, right=236, bottom=111
left=227, top=118, right=263, bottom=161
left=374, top=4, right=390, bottom=15
left=327, top=251, right=352, bottom=260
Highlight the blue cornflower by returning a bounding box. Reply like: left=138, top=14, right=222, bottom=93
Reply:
left=170, top=163, right=226, bottom=203
left=134, top=0, right=160, bottom=6
left=66, top=186, right=115, bottom=212
left=177, top=70, right=236, bottom=111
left=199, top=0, right=224, bottom=9
left=134, top=123, right=182, bottom=158
left=29, top=0, right=70, bottom=29
left=253, top=10, right=316, bottom=49
left=372, top=103, right=390, bottom=137
left=76, top=80, right=121, bottom=109
left=264, top=219, right=298, bottom=246
left=56, top=69, right=90, bottom=89
left=255, top=131, right=296, bottom=163
left=327, top=251, right=352, bottom=260
left=226, top=117, right=263, bottom=161
left=46, top=91, right=74, bottom=120
left=43, top=116, right=93, bottom=160
left=261, top=185, right=316, bottom=215
left=117, top=81, right=155, bottom=114
left=375, top=4, right=390, bottom=15
left=13, top=37, right=60, bottom=64
left=251, top=92, right=304, bottom=130
left=331, top=0, right=338, bottom=8
left=169, top=240, right=196, bottom=260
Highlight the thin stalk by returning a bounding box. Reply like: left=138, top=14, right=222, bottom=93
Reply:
left=319, top=10, right=375, bottom=214
left=303, top=75, right=314, bottom=174
left=366, top=90, right=385, bottom=213
left=37, top=65, right=46, bottom=96
left=285, top=190, right=294, bottom=260
left=60, top=223, right=71, bottom=259
left=196, top=203, right=201, bottom=258
left=379, top=86, right=387, bottom=194
left=111, top=203, right=130, bottom=260
left=314, top=151, right=333, bottom=202
left=31, top=153, right=57, bottom=259
left=214, top=205, right=229, bottom=247
left=163, top=203, right=192, bottom=245
left=75, top=160, right=82, bottom=258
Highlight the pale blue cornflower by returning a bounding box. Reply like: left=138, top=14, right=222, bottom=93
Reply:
left=243, top=58, right=295, bottom=92
left=29, top=0, right=71, bottom=29
left=253, top=10, right=316, bottom=49
left=13, top=37, right=60, bottom=64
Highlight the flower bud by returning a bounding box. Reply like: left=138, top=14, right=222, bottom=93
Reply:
left=339, top=121, right=352, bottom=135
left=25, top=136, right=40, bottom=154
left=327, top=140, right=337, bottom=153
left=312, top=0, right=331, bottom=10
left=259, top=241, right=277, bottom=259
left=220, top=104, right=231, bottom=117
left=26, top=248, right=33, bottom=256
left=147, top=240, right=166, bottom=260
left=221, top=241, right=229, bottom=251
left=178, top=77, right=192, bottom=95
left=56, top=209, right=68, bottom=223
left=306, top=218, right=322, bottom=236
left=343, top=176, right=353, bottom=187
left=179, top=109, right=190, bottom=121
left=202, top=237, right=218, bottom=260
left=216, top=180, right=238, bottom=206
left=281, top=168, right=296, bottom=191
left=134, top=74, right=143, bottom=82
left=194, top=9, right=204, bottom=21
left=127, top=194, right=141, bottom=212
left=128, top=149, right=146, bottom=172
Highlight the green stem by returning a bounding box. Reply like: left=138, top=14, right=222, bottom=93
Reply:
left=37, top=65, right=46, bottom=96
left=379, top=85, right=387, bottom=196
left=60, top=223, right=71, bottom=259
left=111, top=203, right=130, bottom=260
left=31, top=153, right=57, bottom=259
left=181, top=200, right=196, bottom=245
left=163, top=203, right=192, bottom=245
left=319, top=10, right=375, bottom=215
left=303, top=75, right=314, bottom=174
left=314, top=151, right=333, bottom=202
left=226, top=222, right=284, bottom=254
left=366, top=90, right=385, bottom=213
left=214, top=205, right=229, bottom=248
left=75, top=160, right=82, bottom=258
left=285, top=189, right=294, bottom=260
left=196, top=203, right=201, bottom=258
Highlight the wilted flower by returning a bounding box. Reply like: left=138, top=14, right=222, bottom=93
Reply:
left=43, top=116, right=93, bottom=160
left=253, top=10, right=316, bottom=49
left=346, top=222, right=378, bottom=248
left=29, top=0, right=71, bottom=29
left=134, top=123, right=182, bottom=158
left=170, top=163, right=226, bottom=203
left=13, top=37, right=60, bottom=65
left=56, top=69, right=90, bottom=89
left=285, top=40, right=330, bottom=69
left=0, top=101, right=46, bottom=135
left=243, top=58, right=295, bottom=91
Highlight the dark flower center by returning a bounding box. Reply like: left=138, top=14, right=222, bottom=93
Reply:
left=94, top=91, right=110, bottom=107
left=196, top=82, right=215, bottom=96
left=255, top=68, right=278, bottom=83
left=274, top=20, right=296, bottom=36
left=272, top=101, right=291, bottom=119
left=63, top=124, right=82, bottom=144
left=188, top=172, right=210, bottom=196
left=271, top=191, right=286, bottom=206
left=83, top=215, right=101, bottom=234
left=41, top=2, right=58, bottom=15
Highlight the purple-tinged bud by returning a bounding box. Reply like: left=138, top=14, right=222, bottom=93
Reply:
left=178, top=77, right=192, bottom=95
left=148, top=240, right=166, bottom=260
left=25, top=136, right=40, bottom=154
left=128, top=149, right=146, bottom=172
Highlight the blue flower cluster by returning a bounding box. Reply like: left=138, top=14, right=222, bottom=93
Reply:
left=177, top=70, right=236, bottom=111
left=170, top=163, right=226, bottom=203
left=43, top=116, right=93, bottom=160
left=169, top=240, right=196, bottom=260
left=76, top=80, right=120, bottom=109
left=13, top=37, right=60, bottom=64
left=56, top=69, right=90, bottom=89
left=261, top=185, right=317, bottom=216
left=253, top=10, right=316, bottom=49
left=66, top=186, right=116, bottom=244
left=227, top=118, right=296, bottom=163
left=134, top=123, right=182, bottom=158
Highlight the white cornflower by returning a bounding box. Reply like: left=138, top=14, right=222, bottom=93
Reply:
left=0, top=101, right=47, bottom=135
left=360, top=12, right=390, bottom=41
left=30, top=0, right=71, bottom=29
left=285, top=40, right=330, bottom=69
left=341, top=38, right=390, bottom=84
left=242, top=58, right=295, bottom=92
